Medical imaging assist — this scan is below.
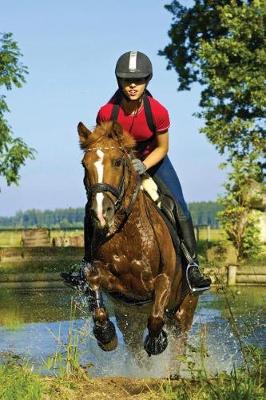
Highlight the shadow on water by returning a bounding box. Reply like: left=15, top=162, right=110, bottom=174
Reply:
left=0, top=286, right=265, bottom=377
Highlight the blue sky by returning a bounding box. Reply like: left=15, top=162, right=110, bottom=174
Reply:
left=0, top=0, right=225, bottom=216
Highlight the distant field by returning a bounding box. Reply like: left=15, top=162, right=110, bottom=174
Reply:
left=0, top=229, right=83, bottom=248
left=196, top=227, right=226, bottom=241
left=0, top=227, right=225, bottom=247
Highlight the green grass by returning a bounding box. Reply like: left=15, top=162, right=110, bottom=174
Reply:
left=0, top=247, right=83, bottom=274
left=0, top=258, right=82, bottom=274
left=0, top=231, right=22, bottom=247
left=0, top=362, right=43, bottom=400
left=0, top=356, right=264, bottom=400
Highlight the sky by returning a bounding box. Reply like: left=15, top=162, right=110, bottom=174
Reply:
left=0, top=0, right=226, bottom=217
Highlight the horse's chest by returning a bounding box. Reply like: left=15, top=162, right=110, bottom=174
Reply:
left=99, top=228, right=158, bottom=273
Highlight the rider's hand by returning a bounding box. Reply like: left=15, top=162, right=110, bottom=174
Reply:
left=132, top=158, right=147, bottom=175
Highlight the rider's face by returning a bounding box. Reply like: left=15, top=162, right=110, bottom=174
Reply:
left=120, top=78, right=146, bottom=101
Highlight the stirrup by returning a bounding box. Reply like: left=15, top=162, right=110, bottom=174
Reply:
left=186, top=262, right=210, bottom=294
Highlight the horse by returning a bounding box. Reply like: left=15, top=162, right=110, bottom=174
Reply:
left=78, top=120, right=198, bottom=356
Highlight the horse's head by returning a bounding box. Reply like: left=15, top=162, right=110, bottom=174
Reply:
left=78, top=121, right=136, bottom=231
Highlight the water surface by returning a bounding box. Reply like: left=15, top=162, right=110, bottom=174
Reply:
left=0, top=286, right=265, bottom=377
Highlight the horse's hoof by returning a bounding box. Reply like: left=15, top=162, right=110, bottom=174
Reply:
left=93, top=319, right=116, bottom=345
left=144, top=329, right=168, bottom=356
left=98, top=334, right=118, bottom=352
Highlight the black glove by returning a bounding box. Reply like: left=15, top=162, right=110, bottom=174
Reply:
left=132, top=158, right=147, bottom=175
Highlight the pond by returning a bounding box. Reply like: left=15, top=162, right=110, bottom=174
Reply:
left=0, top=286, right=265, bottom=377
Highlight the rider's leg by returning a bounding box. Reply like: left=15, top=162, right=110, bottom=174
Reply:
left=149, top=156, right=211, bottom=290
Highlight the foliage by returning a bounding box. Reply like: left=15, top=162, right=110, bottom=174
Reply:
left=160, top=0, right=265, bottom=258
left=218, top=156, right=263, bottom=260
left=0, top=32, right=35, bottom=189
left=160, top=0, right=265, bottom=161
left=0, top=207, right=85, bottom=228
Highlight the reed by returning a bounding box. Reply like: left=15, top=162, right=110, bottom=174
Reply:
left=45, top=298, right=90, bottom=379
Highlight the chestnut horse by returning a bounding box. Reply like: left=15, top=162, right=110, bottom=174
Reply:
left=78, top=121, right=198, bottom=356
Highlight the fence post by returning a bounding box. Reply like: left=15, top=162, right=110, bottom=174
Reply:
left=207, top=225, right=211, bottom=241
left=228, top=265, right=237, bottom=286
left=194, top=226, right=200, bottom=241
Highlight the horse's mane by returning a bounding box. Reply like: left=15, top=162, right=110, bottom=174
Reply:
left=80, top=121, right=135, bottom=151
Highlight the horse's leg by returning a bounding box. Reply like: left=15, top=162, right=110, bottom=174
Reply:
left=171, top=293, right=198, bottom=376
left=84, top=265, right=118, bottom=352
left=144, top=273, right=171, bottom=356
left=175, top=293, right=198, bottom=333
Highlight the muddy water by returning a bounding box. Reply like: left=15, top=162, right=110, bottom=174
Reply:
left=0, top=286, right=265, bottom=377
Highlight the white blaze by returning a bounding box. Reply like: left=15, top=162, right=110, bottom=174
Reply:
left=95, top=149, right=105, bottom=226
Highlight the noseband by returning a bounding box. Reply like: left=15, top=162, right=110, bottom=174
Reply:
left=84, top=148, right=127, bottom=212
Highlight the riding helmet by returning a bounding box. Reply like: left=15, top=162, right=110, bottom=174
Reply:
left=115, top=51, right=153, bottom=82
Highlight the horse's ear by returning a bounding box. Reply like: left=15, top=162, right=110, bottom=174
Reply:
left=111, top=121, right=123, bottom=138
left=77, top=122, right=91, bottom=144
left=110, top=121, right=135, bottom=149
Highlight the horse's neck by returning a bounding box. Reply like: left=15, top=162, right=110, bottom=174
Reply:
left=113, top=175, right=144, bottom=228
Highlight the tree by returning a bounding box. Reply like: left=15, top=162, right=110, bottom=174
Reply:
left=160, top=0, right=265, bottom=258
left=218, top=156, right=263, bottom=260
left=0, top=32, right=35, bottom=189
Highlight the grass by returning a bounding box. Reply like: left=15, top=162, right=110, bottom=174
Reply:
left=0, top=351, right=264, bottom=400
left=0, top=362, right=43, bottom=400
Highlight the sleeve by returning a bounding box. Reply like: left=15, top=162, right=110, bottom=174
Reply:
left=153, top=101, right=170, bottom=133
left=155, top=107, right=170, bottom=133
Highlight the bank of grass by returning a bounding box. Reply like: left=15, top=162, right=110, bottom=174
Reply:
left=0, top=363, right=264, bottom=400
left=0, top=362, right=43, bottom=400
left=0, top=247, right=83, bottom=274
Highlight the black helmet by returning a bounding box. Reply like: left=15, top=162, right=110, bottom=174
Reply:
left=115, top=51, right=153, bottom=81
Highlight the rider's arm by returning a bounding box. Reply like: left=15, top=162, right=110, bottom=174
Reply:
left=143, top=131, right=169, bottom=170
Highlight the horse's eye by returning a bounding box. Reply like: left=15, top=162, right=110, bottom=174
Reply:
left=114, top=158, right=122, bottom=167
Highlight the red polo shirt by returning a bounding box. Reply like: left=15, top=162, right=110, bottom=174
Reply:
left=96, top=96, right=170, bottom=158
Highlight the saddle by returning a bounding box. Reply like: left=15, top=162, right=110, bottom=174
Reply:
left=141, top=175, right=182, bottom=256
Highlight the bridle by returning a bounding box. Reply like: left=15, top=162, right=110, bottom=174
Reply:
left=83, top=142, right=142, bottom=222
left=84, top=148, right=128, bottom=213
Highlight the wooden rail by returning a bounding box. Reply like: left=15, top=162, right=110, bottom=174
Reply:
left=228, top=265, right=266, bottom=285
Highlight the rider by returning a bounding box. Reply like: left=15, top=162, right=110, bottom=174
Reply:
left=63, top=51, right=211, bottom=291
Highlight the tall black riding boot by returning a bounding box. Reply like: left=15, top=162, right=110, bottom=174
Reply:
left=151, top=174, right=211, bottom=292
left=178, top=216, right=211, bottom=291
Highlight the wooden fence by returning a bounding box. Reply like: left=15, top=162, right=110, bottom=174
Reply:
left=21, top=228, right=50, bottom=247
left=228, top=265, right=266, bottom=285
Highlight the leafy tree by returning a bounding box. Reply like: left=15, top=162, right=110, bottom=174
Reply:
left=0, top=32, right=35, bottom=188
left=160, top=0, right=265, bottom=257
left=218, top=156, right=263, bottom=260
left=160, top=0, right=265, bottom=161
